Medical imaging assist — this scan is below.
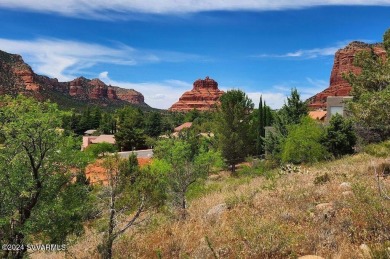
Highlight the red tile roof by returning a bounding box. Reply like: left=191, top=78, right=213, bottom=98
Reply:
left=174, top=122, right=193, bottom=132
left=309, top=110, right=327, bottom=121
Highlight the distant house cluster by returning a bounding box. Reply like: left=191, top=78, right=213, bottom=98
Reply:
left=159, top=122, right=214, bottom=139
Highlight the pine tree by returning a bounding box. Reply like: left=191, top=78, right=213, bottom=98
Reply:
left=257, top=96, right=264, bottom=155
left=215, top=90, right=254, bottom=173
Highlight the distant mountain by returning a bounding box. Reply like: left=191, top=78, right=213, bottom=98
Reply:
left=0, top=49, right=151, bottom=110
left=307, top=41, right=386, bottom=110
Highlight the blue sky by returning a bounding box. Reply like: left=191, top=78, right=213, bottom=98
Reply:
left=0, top=1, right=389, bottom=109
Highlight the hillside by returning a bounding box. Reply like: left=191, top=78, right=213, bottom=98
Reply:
left=0, top=50, right=152, bottom=111
left=33, top=153, right=390, bottom=258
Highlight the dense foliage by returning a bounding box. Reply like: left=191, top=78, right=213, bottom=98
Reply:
left=322, top=114, right=356, bottom=157
left=281, top=116, right=329, bottom=164
left=215, top=89, right=254, bottom=172
left=345, top=28, right=390, bottom=141
left=264, top=88, right=308, bottom=162
left=0, top=96, right=91, bottom=258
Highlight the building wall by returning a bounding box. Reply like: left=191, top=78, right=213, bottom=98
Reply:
left=326, top=96, right=353, bottom=122
left=82, top=136, right=97, bottom=150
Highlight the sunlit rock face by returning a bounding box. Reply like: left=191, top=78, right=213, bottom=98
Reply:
left=169, top=76, right=225, bottom=112
left=308, top=41, right=386, bottom=110
left=0, top=49, right=148, bottom=107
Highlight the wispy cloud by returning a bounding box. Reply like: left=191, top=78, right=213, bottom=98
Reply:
left=0, top=38, right=203, bottom=81
left=253, top=39, right=375, bottom=59
left=0, top=1, right=389, bottom=19
left=99, top=71, right=192, bottom=109
left=246, top=77, right=329, bottom=109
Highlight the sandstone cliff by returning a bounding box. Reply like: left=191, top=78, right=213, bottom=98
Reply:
left=308, top=41, right=386, bottom=109
left=169, top=76, right=224, bottom=112
left=0, top=50, right=149, bottom=109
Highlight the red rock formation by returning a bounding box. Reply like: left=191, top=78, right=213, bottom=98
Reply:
left=13, top=69, right=41, bottom=91
left=69, top=77, right=88, bottom=97
left=107, top=86, right=117, bottom=100
left=0, top=49, right=149, bottom=108
left=89, top=79, right=108, bottom=99
left=113, top=87, right=145, bottom=104
left=169, top=76, right=224, bottom=112
left=308, top=41, right=386, bottom=109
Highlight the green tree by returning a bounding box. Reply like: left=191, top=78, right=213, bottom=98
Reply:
left=282, top=88, right=308, bottom=125
left=144, top=112, right=163, bottom=137
left=345, top=28, right=390, bottom=140
left=115, top=127, right=145, bottom=151
left=0, top=96, right=91, bottom=259
left=322, top=114, right=356, bottom=157
left=257, top=96, right=265, bottom=155
left=215, top=90, right=254, bottom=173
left=99, top=112, right=116, bottom=134
left=98, top=155, right=168, bottom=259
left=256, top=96, right=273, bottom=156
left=184, top=109, right=201, bottom=122
left=281, top=117, right=329, bottom=164
left=119, top=152, right=139, bottom=184
left=78, top=106, right=93, bottom=133
left=115, top=107, right=146, bottom=151
left=264, top=88, right=308, bottom=162
left=91, top=106, right=102, bottom=129
left=154, top=139, right=223, bottom=218
left=85, top=142, right=117, bottom=158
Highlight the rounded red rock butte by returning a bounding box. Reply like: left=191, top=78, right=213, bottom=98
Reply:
left=169, top=76, right=225, bottom=112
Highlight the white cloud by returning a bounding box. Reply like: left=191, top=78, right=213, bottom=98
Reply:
left=98, top=71, right=110, bottom=80
left=98, top=72, right=192, bottom=109
left=254, top=45, right=344, bottom=59
left=0, top=1, right=389, bottom=19
left=247, top=92, right=287, bottom=109
left=0, top=38, right=203, bottom=81
left=254, top=39, right=375, bottom=59
left=246, top=77, right=329, bottom=109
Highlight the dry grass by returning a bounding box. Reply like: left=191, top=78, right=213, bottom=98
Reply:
left=32, top=153, right=390, bottom=258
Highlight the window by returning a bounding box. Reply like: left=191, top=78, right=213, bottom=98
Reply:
left=330, top=106, right=343, bottom=117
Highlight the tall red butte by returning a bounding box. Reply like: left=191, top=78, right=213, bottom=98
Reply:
left=307, top=41, right=386, bottom=110
left=169, top=76, right=224, bottom=112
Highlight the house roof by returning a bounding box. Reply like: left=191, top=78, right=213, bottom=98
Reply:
left=309, top=110, right=327, bottom=121
left=174, top=122, right=193, bottom=132
left=90, top=135, right=116, bottom=144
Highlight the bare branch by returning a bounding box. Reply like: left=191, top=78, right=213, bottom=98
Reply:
left=114, top=196, right=145, bottom=238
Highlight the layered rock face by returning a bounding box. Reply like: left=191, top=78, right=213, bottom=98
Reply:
left=0, top=49, right=148, bottom=107
left=0, top=50, right=41, bottom=93
left=112, top=86, right=144, bottom=104
left=169, top=76, right=224, bottom=112
left=308, top=41, right=386, bottom=109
